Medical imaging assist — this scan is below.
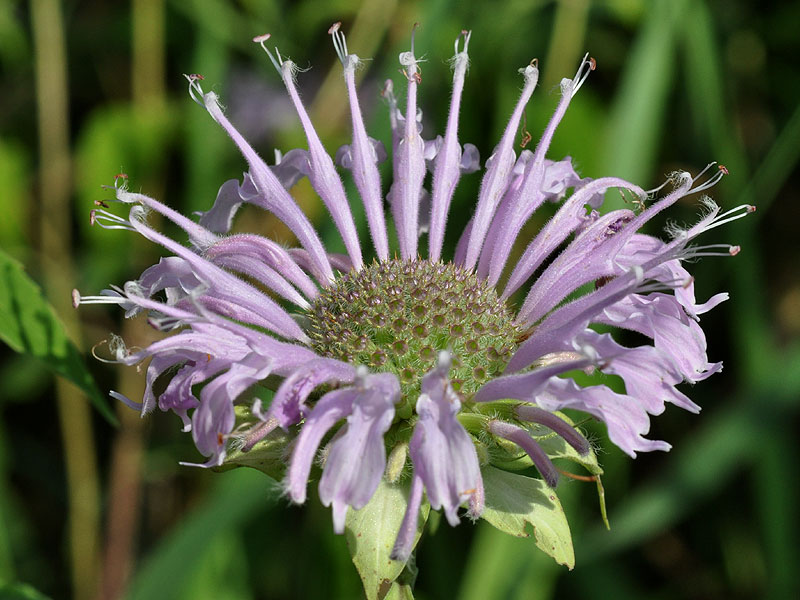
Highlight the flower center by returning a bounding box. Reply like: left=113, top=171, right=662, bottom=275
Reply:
left=306, top=259, right=521, bottom=404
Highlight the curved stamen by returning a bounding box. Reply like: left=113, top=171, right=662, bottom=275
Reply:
left=571, top=52, right=595, bottom=97
left=253, top=33, right=283, bottom=73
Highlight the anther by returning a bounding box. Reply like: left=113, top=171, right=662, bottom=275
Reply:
left=329, top=21, right=349, bottom=64
left=690, top=161, right=727, bottom=193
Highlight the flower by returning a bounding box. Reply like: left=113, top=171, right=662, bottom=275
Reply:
left=74, top=23, right=753, bottom=563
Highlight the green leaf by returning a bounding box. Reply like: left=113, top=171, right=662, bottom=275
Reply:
left=382, top=582, right=415, bottom=600
left=534, top=415, right=609, bottom=529
left=0, top=248, right=115, bottom=423
left=345, top=478, right=429, bottom=600
left=0, top=582, right=52, bottom=600
left=480, top=465, right=575, bottom=569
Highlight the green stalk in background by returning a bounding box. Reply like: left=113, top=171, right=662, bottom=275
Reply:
left=30, top=1, right=101, bottom=599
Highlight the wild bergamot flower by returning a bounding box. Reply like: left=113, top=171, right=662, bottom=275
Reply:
left=75, top=23, right=753, bottom=572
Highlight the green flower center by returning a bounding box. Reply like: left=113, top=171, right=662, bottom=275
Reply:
left=306, top=259, right=521, bottom=406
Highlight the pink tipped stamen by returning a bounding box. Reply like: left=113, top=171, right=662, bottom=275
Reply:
left=75, top=292, right=127, bottom=306
left=253, top=35, right=283, bottom=73
left=183, top=74, right=206, bottom=106
left=571, top=52, right=595, bottom=97
left=681, top=243, right=742, bottom=259
left=329, top=22, right=349, bottom=64
left=690, top=162, right=727, bottom=193
left=704, top=204, right=755, bottom=232
left=90, top=209, right=134, bottom=231
left=455, top=29, right=471, bottom=55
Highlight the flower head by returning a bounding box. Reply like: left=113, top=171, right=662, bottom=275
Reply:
left=75, top=24, right=752, bottom=565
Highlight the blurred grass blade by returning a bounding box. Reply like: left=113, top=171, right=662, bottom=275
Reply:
left=0, top=248, right=114, bottom=423
left=602, top=0, right=688, bottom=192
left=125, top=469, right=280, bottom=600
left=0, top=582, right=52, bottom=600
left=738, top=99, right=800, bottom=220
left=578, top=395, right=758, bottom=559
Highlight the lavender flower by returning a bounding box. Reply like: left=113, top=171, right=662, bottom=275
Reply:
left=75, top=24, right=753, bottom=567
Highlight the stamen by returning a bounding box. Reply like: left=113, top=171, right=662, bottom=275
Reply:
left=571, top=52, right=595, bottom=97
left=704, top=203, right=756, bottom=231
left=680, top=244, right=742, bottom=260
left=72, top=290, right=126, bottom=306
left=183, top=73, right=206, bottom=107
left=90, top=209, right=135, bottom=231
left=645, top=178, right=671, bottom=197
left=454, top=29, right=471, bottom=56
left=252, top=33, right=284, bottom=74
left=328, top=22, right=349, bottom=64
left=689, top=162, right=727, bottom=194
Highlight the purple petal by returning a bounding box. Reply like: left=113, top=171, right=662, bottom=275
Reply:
left=429, top=31, right=471, bottom=262
left=127, top=206, right=309, bottom=342
left=337, top=47, right=390, bottom=261
left=285, top=387, right=358, bottom=504
left=205, top=233, right=318, bottom=300
left=391, top=44, right=426, bottom=260
left=597, top=293, right=721, bottom=383
left=269, top=359, right=356, bottom=428
left=319, top=372, right=400, bottom=533
left=501, top=176, right=645, bottom=298
left=463, top=62, right=539, bottom=269
left=577, top=330, right=700, bottom=414
left=390, top=473, right=425, bottom=562
left=409, top=354, right=483, bottom=526
left=278, top=61, right=363, bottom=270
left=194, top=88, right=334, bottom=282
left=534, top=377, right=671, bottom=457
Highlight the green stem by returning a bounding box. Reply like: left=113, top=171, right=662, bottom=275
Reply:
left=31, top=2, right=101, bottom=598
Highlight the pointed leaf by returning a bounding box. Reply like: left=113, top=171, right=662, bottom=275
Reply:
left=480, top=465, right=574, bottom=569
left=0, top=248, right=114, bottom=423
left=345, top=478, right=429, bottom=600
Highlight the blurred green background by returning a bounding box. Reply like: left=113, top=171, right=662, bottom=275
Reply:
left=1, top=0, right=799, bottom=598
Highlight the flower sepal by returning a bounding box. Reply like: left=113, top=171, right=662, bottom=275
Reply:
left=214, top=404, right=291, bottom=481
left=344, top=477, right=430, bottom=600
